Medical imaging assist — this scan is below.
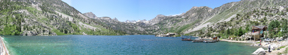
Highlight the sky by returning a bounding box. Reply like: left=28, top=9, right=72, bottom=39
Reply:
left=62, top=0, right=240, bottom=22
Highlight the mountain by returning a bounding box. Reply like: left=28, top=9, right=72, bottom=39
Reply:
left=83, top=12, right=97, bottom=19
left=81, top=0, right=288, bottom=35
left=199, top=6, right=288, bottom=38
left=83, top=12, right=158, bottom=35
left=0, top=0, right=125, bottom=36
left=1, top=0, right=288, bottom=36
left=146, top=0, right=288, bottom=35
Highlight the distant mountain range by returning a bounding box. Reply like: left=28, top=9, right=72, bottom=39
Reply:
left=0, top=0, right=288, bottom=36
left=82, top=0, right=288, bottom=36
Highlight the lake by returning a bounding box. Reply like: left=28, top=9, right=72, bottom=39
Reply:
left=2, top=35, right=258, bottom=55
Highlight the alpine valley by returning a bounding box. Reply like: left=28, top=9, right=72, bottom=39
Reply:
left=1, top=0, right=288, bottom=37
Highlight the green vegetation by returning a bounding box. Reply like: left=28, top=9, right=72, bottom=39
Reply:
left=176, top=19, right=200, bottom=34
left=0, top=12, right=22, bottom=35
left=279, top=46, right=286, bottom=49
left=217, top=26, right=248, bottom=39
left=52, top=29, right=66, bottom=35
left=268, top=20, right=287, bottom=38
left=1, top=24, right=21, bottom=35
left=277, top=52, right=282, bottom=55
left=285, top=48, right=288, bottom=54
left=0, top=1, right=27, bottom=35
left=206, top=10, right=240, bottom=23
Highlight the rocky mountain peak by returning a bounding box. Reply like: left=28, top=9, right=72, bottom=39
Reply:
left=113, top=18, right=118, bottom=21
left=101, top=17, right=112, bottom=20
left=83, top=12, right=97, bottom=18
left=148, top=14, right=168, bottom=25
left=156, top=14, right=165, bottom=17
left=191, top=6, right=212, bottom=10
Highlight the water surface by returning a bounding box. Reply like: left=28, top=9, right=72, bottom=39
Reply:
left=3, top=35, right=258, bottom=55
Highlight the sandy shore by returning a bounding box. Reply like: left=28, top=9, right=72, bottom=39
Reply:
left=0, top=36, right=9, bottom=55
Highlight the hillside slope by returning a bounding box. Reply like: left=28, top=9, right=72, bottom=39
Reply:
left=81, top=0, right=288, bottom=35
left=0, top=0, right=125, bottom=36
left=148, top=0, right=288, bottom=35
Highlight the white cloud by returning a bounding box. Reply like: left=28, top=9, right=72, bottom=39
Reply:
left=62, top=0, right=72, bottom=5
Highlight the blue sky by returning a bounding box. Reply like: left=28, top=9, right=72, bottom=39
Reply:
left=62, top=0, right=240, bottom=21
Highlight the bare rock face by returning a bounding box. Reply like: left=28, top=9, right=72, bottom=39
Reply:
left=83, top=12, right=97, bottom=19
left=148, top=14, right=167, bottom=25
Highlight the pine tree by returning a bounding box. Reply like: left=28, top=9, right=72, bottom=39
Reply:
left=238, top=27, right=244, bottom=36
left=246, top=25, right=250, bottom=32
left=268, top=21, right=274, bottom=31
left=282, top=19, right=287, bottom=33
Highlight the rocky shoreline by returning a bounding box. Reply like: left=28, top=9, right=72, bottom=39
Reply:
left=0, top=36, right=9, bottom=55
left=220, top=39, right=256, bottom=43
left=220, top=39, right=288, bottom=55
left=155, top=33, right=177, bottom=37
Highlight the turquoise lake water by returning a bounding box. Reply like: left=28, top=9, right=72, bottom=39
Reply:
left=2, top=35, right=258, bottom=55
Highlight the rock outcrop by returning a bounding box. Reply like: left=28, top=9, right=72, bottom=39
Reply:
left=83, top=12, right=97, bottom=19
